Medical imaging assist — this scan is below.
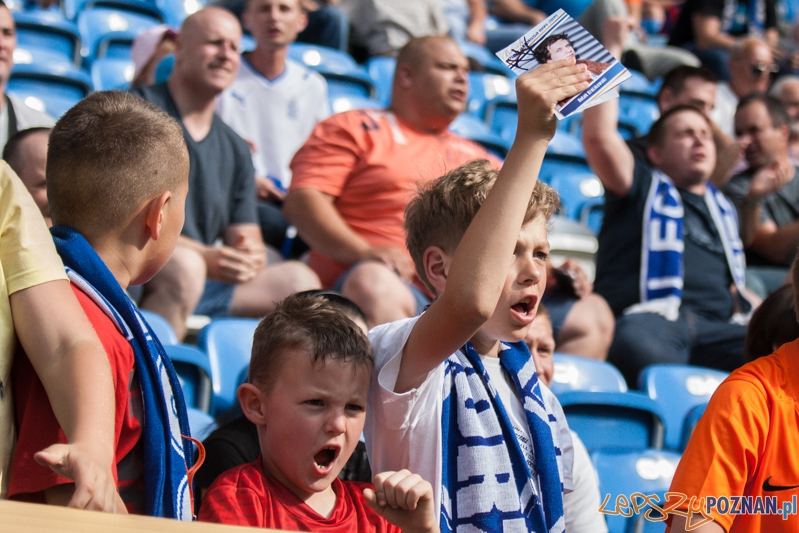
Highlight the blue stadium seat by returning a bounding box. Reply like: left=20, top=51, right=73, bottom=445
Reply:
left=94, top=29, right=138, bottom=60
left=289, top=42, right=375, bottom=99
left=13, top=45, right=75, bottom=70
left=186, top=406, right=215, bottom=441
left=329, top=94, right=381, bottom=114
left=448, top=113, right=509, bottom=159
left=197, top=317, right=259, bottom=417
left=620, top=68, right=660, bottom=96
left=638, top=364, right=728, bottom=451
left=364, top=55, right=395, bottom=108
left=539, top=156, right=604, bottom=220
left=457, top=39, right=513, bottom=76
left=592, top=448, right=681, bottom=533
left=618, top=93, right=660, bottom=137
left=154, top=0, right=198, bottom=27
left=466, top=71, right=514, bottom=118
left=680, top=402, right=708, bottom=451
left=139, top=309, right=178, bottom=345
left=485, top=97, right=517, bottom=142
left=165, top=344, right=213, bottom=413
left=90, top=56, right=134, bottom=89
left=65, top=0, right=163, bottom=22
left=8, top=62, right=92, bottom=118
left=13, top=11, right=81, bottom=65
left=547, top=130, right=585, bottom=158
left=77, top=7, right=160, bottom=62
left=578, top=195, right=605, bottom=235
left=550, top=353, right=627, bottom=395
left=557, top=391, right=665, bottom=452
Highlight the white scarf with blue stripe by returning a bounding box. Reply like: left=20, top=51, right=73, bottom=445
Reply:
left=440, top=340, right=568, bottom=532
left=51, top=226, right=193, bottom=520
left=626, top=170, right=751, bottom=321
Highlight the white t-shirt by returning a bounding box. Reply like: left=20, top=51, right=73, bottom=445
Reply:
left=216, top=57, right=330, bottom=190
left=365, top=315, right=574, bottom=517
left=712, top=82, right=738, bottom=139
left=0, top=94, right=55, bottom=152
left=564, top=431, right=608, bottom=533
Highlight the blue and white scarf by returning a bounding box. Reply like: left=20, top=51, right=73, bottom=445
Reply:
left=627, top=170, right=750, bottom=322
left=51, top=226, right=193, bottom=520
left=440, top=340, right=567, bottom=533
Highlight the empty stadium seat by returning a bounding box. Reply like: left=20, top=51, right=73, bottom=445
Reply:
left=289, top=42, right=375, bottom=99
left=77, top=7, right=160, bottom=62
left=139, top=308, right=178, bottom=345
left=592, top=448, right=681, bottom=533
left=197, top=317, right=259, bottom=417
left=638, top=364, right=728, bottom=451
left=618, top=93, right=659, bottom=137
left=13, top=45, right=74, bottom=70
left=90, top=56, right=134, bottom=89
left=680, top=402, right=708, bottom=451
left=558, top=391, right=665, bottom=452
left=539, top=156, right=603, bottom=220
left=165, top=344, right=213, bottom=413
left=550, top=353, right=627, bottom=395
left=14, top=11, right=81, bottom=65
left=65, top=0, right=163, bottom=22
left=457, top=39, right=512, bottom=76
left=466, top=71, right=514, bottom=118
left=8, top=61, right=92, bottom=118
left=484, top=97, right=517, bottom=142
left=364, top=55, right=395, bottom=107
left=186, top=406, right=215, bottom=441
left=329, top=94, right=381, bottom=114
left=448, top=113, right=509, bottom=159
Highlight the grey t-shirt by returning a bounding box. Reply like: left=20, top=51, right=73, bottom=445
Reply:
left=130, top=83, right=257, bottom=245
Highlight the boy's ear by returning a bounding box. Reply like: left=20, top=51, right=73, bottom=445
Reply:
left=423, top=246, right=451, bottom=294
left=143, top=191, right=173, bottom=241
left=238, top=383, right=268, bottom=426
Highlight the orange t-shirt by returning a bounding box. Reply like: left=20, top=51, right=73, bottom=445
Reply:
left=666, top=339, right=799, bottom=532
left=290, top=109, right=501, bottom=288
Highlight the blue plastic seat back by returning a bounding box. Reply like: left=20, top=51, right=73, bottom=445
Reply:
left=591, top=449, right=681, bottom=533
left=680, top=402, right=708, bottom=451
left=90, top=56, right=134, bottom=90
left=14, top=11, right=81, bottom=65
left=539, top=156, right=604, bottom=221
left=485, top=98, right=517, bottom=142
left=13, top=45, right=76, bottom=71
left=448, top=113, right=509, bottom=159
left=558, top=391, right=665, bottom=452
left=578, top=195, right=605, bottom=235
left=365, top=55, right=395, bottom=108
left=95, top=29, right=137, bottom=60
left=618, top=93, right=659, bottom=137
left=8, top=62, right=92, bottom=118
left=467, top=71, right=514, bottom=118
left=139, top=308, right=178, bottom=345
left=197, top=317, right=259, bottom=417
left=457, top=39, right=513, bottom=76
left=638, top=364, right=728, bottom=450
left=186, top=406, right=216, bottom=441
left=620, top=69, right=660, bottom=96
left=289, top=42, right=374, bottom=98
left=165, top=344, right=213, bottom=413
left=329, top=94, right=382, bottom=115
left=550, top=353, right=627, bottom=395
left=77, top=7, right=160, bottom=62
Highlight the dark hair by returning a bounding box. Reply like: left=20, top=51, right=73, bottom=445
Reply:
left=744, top=285, right=799, bottom=362
left=657, top=66, right=717, bottom=102
left=647, top=104, right=711, bottom=148
left=3, top=127, right=51, bottom=171
left=533, top=33, right=573, bottom=64
left=736, top=93, right=790, bottom=129
left=47, top=90, right=188, bottom=234
left=248, top=293, right=374, bottom=392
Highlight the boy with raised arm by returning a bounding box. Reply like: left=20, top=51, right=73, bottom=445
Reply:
left=365, top=59, right=591, bottom=532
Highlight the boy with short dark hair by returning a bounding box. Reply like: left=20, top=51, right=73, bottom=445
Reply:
left=366, top=59, right=592, bottom=532
left=198, top=294, right=437, bottom=532
left=8, top=90, right=194, bottom=519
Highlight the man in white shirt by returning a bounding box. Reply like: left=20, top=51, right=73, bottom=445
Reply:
left=216, top=0, right=329, bottom=251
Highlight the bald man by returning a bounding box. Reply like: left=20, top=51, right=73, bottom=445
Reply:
left=284, top=36, right=498, bottom=328
left=131, top=7, right=320, bottom=340
left=713, top=38, right=776, bottom=137
left=770, top=75, right=799, bottom=159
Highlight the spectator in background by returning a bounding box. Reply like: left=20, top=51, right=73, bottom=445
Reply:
left=0, top=1, right=55, bottom=151
left=769, top=75, right=799, bottom=159
left=441, top=0, right=487, bottom=45
left=284, top=36, right=494, bottom=327
left=130, top=25, right=178, bottom=87
left=667, top=0, right=779, bottom=81
left=3, top=127, right=50, bottom=226
left=131, top=7, right=320, bottom=340
left=216, top=0, right=329, bottom=253
left=712, top=38, right=776, bottom=137
left=525, top=305, right=609, bottom=533
left=583, top=18, right=754, bottom=386
left=342, top=0, right=448, bottom=56
left=724, top=94, right=799, bottom=293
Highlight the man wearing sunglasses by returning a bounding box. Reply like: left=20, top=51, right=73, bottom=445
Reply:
left=713, top=38, right=776, bottom=137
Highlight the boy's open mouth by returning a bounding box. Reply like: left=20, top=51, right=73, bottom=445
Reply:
left=512, top=297, right=534, bottom=316
left=314, top=446, right=338, bottom=470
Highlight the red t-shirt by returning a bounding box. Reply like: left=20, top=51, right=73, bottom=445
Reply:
left=8, top=283, right=145, bottom=513
left=290, top=109, right=501, bottom=288
left=198, top=459, right=400, bottom=532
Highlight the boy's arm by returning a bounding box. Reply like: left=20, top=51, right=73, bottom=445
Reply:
left=10, top=279, right=123, bottom=513
left=394, top=59, right=591, bottom=393
left=364, top=470, right=439, bottom=533
left=582, top=17, right=636, bottom=198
